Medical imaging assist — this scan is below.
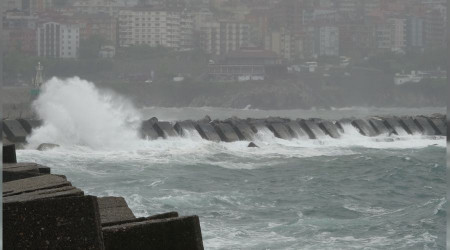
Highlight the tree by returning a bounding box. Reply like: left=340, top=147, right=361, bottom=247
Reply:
left=79, top=35, right=106, bottom=59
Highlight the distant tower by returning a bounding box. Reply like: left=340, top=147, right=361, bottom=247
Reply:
left=34, top=61, right=44, bottom=88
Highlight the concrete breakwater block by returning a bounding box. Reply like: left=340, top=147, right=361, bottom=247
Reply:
left=414, top=117, right=438, bottom=135
left=3, top=185, right=84, bottom=203
left=230, top=122, right=255, bottom=141
left=249, top=121, right=271, bottom=134
left=103, top=216, right=204, bottom=250
left=140, top=119, right=160, bottom=140
left=368, top=118, right=391, bottom=135
left=3, top=143, right=17, bottom=163
left=268, top=123, right=293, bottom=140
left=319, top=121, right=341, bottom=138
left=98, top=197, right=136, bottom=225
left=3, top=162, right=50, bottom=182
left=3, top=174, right=72, bottom=197
left=298, top=120, right=327, bottom=139
left=351, top=119, right=378, bottom=137
left=153, top=122, right=178, bottom=138
left=174, top=120, right=198, bottom=137
left=383, top=117, right=409, bottom=135
left=102, top=212, right=180, bottom=227
left=4, top=195, right=105, bottom=250
left=285, top=121, right=308, bottom=139
left=399, top=117, right=422, bottom=135
left=214, top=123, right=240, bottom=142
left=429, top=118, right=446, bottom=136
left=17, top=119, right=42, bottom=134
left=195, top=123, right=221, bottom=142
left=3, top=119, right=28, bottom=143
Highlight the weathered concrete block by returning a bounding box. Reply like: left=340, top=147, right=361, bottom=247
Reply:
left=319, top=121, right=341, bottom=138
left=3, top=186, right=84, bottom=203
left=214, top=123, right=240, bottom=142
left=298, top=120, right=327, bottom=139
left=4, top=195, right=105, bottom=250
left=153, top=122, right=178, bottom=138
left=285, top=121, right=308, bottom=138
left=400, top=117, right=422, bottom=135
left=414, top=117, right=439, bottom=135
left=17, top=119, right=42, bottom=134
left=195, top=123, right=221, bottom=142
left=3, top=143, right=17, bottom=163
left=383, top=117, right=409, bottom=135
left=3, top=163, right=49, bottom=182
left=429, top=118, right=446, bottom=136
left=368, top=118, right=391, bottom=135
left=231, top=122, right=255, bottom=141
left=103, top=216, right=204, bottom=250
left=174, top=120, right=198, bottom=137
left=98, top=197, right=136, bottom=225
left=268, top=123, right=293, bottom=140
left=102, top=212, right=179, bottom=227
left=351, top=119, right=378, bottom=137
left=3, top=174, right=72, bottom=197
left=141, top=119, right=160, bottom=140
left=3, top=119, right=28, bottom=143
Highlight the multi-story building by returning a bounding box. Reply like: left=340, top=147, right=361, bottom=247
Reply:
left=118, top=7, right=194, bottom=50
left=315, top=26, right=339, bottom=56
left=37, top=21, right=80, bottom=58
left=406, top=16, right=424, bottom=49
left=264, top=28, right=302, bottom=62
left=70, top=13, right=117, bottom=44
left=424, top=5, right=446, bottom=49
left=3, top=10, right=39, bottom=55
left=375, top=17, right=407, bottom=52
left=72, top=0, right=135, bottom=16
left=199, top=20, right=250, bottom=55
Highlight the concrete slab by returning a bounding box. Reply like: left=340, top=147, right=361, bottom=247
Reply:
left=3, top=119, right=28, bottom=143
left=298, top=119, right=327, bottom=139
left=214, top=123, right=240, bottom=142
left=383, top=117, right=409, bottom=135
left=319, top=121, right=341, bottom=138
left=98, top=197, right=136, bottom=225
left=103, top=216, right=203, bottom=250
left=285, top=121, right=308, bottom=138
left=3, top=186, right=84, bottom=203
left=174, top=120, right=198, bottom=136
left=195, top=123, right=221, bottom=142
left=140, top=120, right=160, bottom=140
left=3, top=163, right=45, bottom=182
left=153, top=122, right=178, bottom=138
left=368, top=118, right=391, bottom=135
left=102, top=212, right=179, bottom=227
left=429, top=118, right=446, bottom=136
left=400, top=117, right=423, bottom=135
left=4, top=195, right=104, bottom=250
left=414, top=117, right=439, bottom=135
left=231, top=122, right=255, bottom=141
left=268, top=123, right=293, bottom=140
left=351, top=119, right=378, bottom=137
left=3, top=174, right=72, bottom=197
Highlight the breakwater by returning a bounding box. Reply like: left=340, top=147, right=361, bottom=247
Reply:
left=2, top=114, right=446, bottom=146
left=3, top=143, right=204, bottom=249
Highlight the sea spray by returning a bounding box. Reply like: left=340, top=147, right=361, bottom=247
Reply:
left=27, top=77, right=143, bottom=150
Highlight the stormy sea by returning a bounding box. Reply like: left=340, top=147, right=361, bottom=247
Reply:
left=17, top=78, right=446, bottom=249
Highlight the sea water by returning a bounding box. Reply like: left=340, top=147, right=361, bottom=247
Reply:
left=17, top=78, right=446, bottom=249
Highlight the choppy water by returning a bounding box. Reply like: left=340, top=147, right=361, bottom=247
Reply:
left=17, top=78, right=447, bottom=249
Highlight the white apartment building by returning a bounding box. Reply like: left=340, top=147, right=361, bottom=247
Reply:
left=37, top=21, right=80, bottom=58
left=118, top=8, right=194, bottom=50
left=265, top=28, right=302, bottom=61
left=199, top=20, right=250, bottom=55
left=376, top=18, right=407, bottom=52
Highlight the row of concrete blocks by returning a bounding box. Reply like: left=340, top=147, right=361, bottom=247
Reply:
left=1, top=114, right=446, bottom=144
left=141, top=114, right=447, bottom=142
left=3, top=144, right=204, bottom=249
